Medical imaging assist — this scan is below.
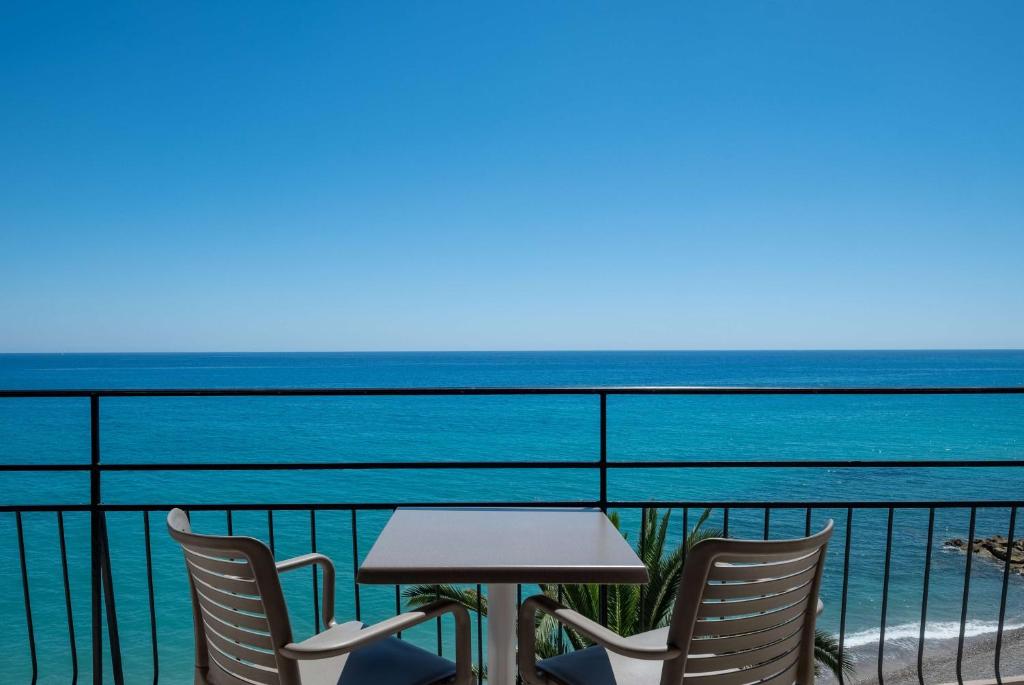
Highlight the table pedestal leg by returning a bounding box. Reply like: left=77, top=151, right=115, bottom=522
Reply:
left=487, top=583, right=516, bottom=685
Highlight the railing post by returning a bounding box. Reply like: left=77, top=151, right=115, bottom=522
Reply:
left=90, top=394, right=124, bottom=685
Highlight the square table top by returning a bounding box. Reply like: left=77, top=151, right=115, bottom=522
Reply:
left=357, top=507, right=649, bottom=585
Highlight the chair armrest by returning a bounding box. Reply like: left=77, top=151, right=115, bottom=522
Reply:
left=276, top=553, right=336, bottom=628
left=518, top=594, right=681, bottom=684
left=280, top=599, right=473, bottom=685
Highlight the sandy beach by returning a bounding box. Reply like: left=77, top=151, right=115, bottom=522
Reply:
left=818, top=626, right=1024, bottom=685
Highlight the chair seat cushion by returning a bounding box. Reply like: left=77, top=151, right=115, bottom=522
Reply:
left=537, top=645, right=663, bottom=685
left=298, top=636, right=456, bottom=685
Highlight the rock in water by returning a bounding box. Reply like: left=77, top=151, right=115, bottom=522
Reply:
left=945, top=535, right=1024, bottom=574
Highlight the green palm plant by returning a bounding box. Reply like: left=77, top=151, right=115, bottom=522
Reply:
left=404, top=508, right=853, bottom=679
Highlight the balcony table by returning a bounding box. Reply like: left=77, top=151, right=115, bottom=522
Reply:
left=358, top=507, right=649, bottom=685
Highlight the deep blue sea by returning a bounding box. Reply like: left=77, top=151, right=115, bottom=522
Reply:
left=1, top=351, right=1022, bottom=683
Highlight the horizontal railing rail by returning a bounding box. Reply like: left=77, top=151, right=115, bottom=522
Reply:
left=1, top=386, right=1021, bottom=685
left=2, top=385, right=1024, bottom=397
left=4, top=458, right=1024, bottom=473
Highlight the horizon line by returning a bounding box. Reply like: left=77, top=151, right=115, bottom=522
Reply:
left=2, top=348, right=1024, bottom=355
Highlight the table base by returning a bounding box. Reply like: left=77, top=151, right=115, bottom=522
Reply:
left=487, top=583, right=517, bottom=685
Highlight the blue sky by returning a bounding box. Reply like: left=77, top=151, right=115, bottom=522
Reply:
left=1, top=1, right=1022, bottom=352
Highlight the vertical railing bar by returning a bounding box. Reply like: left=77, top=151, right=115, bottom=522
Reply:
left=838, top=507, right=852, bottom=685
left=599, top=392, right=607, bottom=509
left=956, top=506, right=977, bottom=685
left=143, top=511, right=158, bottom=685
left=90, top=393, right=102, bottom=685
left=599, top=392, right=608, bottom=628
left=723, top=507, right=729, bottom=537
left=226, top=510, right=233, bottom=536
left=994, top=505, right=1017, bottom=685
left=804, top=507, right=812, bottom=536
left=58, top=512, right=79, bottom=684
left=395, top=585, right=402, bottom=639
left=878, top=507, right=895, bottom=685
left=267, top=510, right=275, bottom=556
left=517, top=584, right=523, bottom=685
left=683, top=507, right=689, bottom=543
left=16, top=512, right=38, bottom=685
left=639, top=507, right=647, bottom=628
left=476, top=584, right=483, bottom=685
left=100, top=515, right=125, bottom=685
left=557, top=585, right=564, bottom=653
left=763, top=507, right=770, bottom=540
left=917, top=507, right=935, bottom=685
left=435, top=585, right=442, bottom=656
left=310, top=510, right=319, bottom=630
left=350, top=510, right=361, bottom=621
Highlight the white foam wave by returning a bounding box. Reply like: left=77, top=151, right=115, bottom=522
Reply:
left=841, top=620, right=1024, bottom=648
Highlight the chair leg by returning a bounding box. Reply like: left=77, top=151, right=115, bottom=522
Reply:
left=452, top=604, right=474, bottom=685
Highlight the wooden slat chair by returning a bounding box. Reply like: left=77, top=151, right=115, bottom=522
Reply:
left=519, top=521, right=833, bottom=685
left=167, top=508, right=473, bottom=685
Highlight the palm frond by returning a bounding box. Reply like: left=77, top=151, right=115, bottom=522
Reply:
left=814, top=628, right=855, bottom=678
left=687, top=507, right=714, bottom=541
left=402, top=584, right=485, bottom=614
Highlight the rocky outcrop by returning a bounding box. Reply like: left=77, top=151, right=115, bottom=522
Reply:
left=945, top=535, right=1024, bottom=575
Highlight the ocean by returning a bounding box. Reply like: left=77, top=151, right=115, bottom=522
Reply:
left=1, top=351, right=1022, bottom=683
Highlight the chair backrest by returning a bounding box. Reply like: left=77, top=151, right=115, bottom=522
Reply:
left=661, top=520, right=834, bottom=685
left=167, top=509, right=301, bottom=685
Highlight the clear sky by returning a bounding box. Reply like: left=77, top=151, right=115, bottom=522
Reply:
left=1, top=2, right=1022, bottom=352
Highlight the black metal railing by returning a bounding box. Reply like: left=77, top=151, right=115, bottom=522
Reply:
left=1, top=386, right=1022, bottom=685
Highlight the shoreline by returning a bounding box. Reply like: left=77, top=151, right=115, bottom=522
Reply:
left=819, top=626, right=1024, bottom=685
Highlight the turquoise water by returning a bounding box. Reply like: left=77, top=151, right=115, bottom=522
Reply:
left=1, top=351, right=1022, bottom=683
